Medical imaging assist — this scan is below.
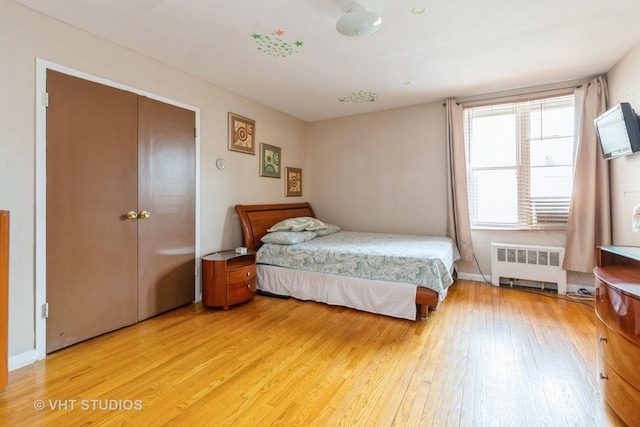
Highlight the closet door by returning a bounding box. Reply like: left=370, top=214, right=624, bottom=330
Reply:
left=137, top=97, right=195, bottom=320
left=46, top=72, right=196, bottom=352
left=46, top=70, right=139, bottom=353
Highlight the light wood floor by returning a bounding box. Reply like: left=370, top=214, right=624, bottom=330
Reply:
left=0, top=280, right=626, bottom=426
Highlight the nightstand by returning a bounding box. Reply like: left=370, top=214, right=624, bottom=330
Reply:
left=201, top=250, right=257, bottom=309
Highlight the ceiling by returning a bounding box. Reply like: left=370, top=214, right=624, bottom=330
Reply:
left=13, top=0, right=640, bottom=122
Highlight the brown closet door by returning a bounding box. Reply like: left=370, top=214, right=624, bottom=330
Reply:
left=46, top=70, right=138, bottom=353
left=137, top=97, right=195, bottom=320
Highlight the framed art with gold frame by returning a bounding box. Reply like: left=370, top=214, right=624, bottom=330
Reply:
left=285, top=167, right=302, bottom=196
left=228, top=113, right=255, bottom=154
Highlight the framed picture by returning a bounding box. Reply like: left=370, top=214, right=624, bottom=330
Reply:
left=228, top=113, right=255, bottom=154
left=286, top=167, right=302, bottom=197
left=260, top=143, right=281, bottom=178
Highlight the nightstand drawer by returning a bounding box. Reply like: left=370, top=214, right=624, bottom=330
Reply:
left=227, top=265, right=256, bottom=285
left=227, top=277, right=256, bottom=306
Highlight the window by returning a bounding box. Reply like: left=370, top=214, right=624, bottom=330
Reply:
left=464, top=94, right=575, bottom=230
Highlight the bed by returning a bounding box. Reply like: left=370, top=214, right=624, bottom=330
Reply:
left=235, top=203, right=459, bottom=320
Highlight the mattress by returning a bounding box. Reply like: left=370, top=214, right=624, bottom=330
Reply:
left=257, top=231, right=460, bottom=296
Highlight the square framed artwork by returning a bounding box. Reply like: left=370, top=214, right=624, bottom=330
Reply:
left=228, top=113, right=255, bottom=154
left=285, top=167, right=302, bottom=197
left=260, top=143, right=281, bottom=178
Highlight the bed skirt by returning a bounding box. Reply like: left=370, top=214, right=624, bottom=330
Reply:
left=256, top=264, right=419, bottom=320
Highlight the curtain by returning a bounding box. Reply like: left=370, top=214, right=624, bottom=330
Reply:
left=445, top=99, right=474, bottom=261
left=563, top=76, right=611, bottom=272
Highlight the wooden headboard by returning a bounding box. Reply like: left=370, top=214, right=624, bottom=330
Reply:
left=235, top=203, right=316, bottom=251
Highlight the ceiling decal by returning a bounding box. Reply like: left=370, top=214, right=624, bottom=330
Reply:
left=251, top=30, right=304, bottom=58
left=339, top=91, right=379, bottom=103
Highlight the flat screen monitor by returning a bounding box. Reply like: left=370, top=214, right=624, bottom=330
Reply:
left=594, top=102, right=640, bottom=160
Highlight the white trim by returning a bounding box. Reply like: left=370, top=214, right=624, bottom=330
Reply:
left=34, top=59, right=201, bottom=361
left=9, top=350, right=38, bottom=371
left=456, top=272, right=595, bottom=294
left=456, top=272, right=490, bottom=283
left=34, top=59, right=47, bottom=361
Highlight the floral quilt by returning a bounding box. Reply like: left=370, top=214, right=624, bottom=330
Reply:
left=257, top=231, right=460, bottom=295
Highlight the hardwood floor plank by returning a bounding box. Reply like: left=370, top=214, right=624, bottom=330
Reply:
left=0, top=280, right=627, bottom=426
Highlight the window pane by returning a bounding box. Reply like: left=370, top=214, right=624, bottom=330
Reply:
left=529, top=100, right=574, bottom=139
left=469, top=114, right=516, bottom=168
left=471, top=169, right=518, bottom=224
left=530, top=165, right=573, bottom=197
left=530, top=137, right=573, bottom=166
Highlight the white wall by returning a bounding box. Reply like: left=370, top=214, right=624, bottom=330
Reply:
left=607, top=40, right=640, bottom=246
left=0, top=1, right=306, bottom=363
left=306, top=103, right=448, bottom=236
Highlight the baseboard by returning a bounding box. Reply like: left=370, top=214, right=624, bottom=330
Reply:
left=9, top=349, right=38, bottom=371
left=455, top=273, right=595, bottom=295
left=456, top=272, right=491, bottom=283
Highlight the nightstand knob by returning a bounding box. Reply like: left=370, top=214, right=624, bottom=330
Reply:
left=247, top=271, right=251, bottom=277
left=599, top=373, right=609, bottom=380
left=599, top=336, right=608, bottom=342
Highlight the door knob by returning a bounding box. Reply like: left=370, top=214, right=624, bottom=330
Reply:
left=139, top=211, right=151, bottom=219
left=126, top=211, right=138, bottom=220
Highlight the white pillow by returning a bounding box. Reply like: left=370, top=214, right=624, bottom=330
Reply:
left=267, top=217, right=328, bottom=232
left=314, top=223, right=341, bottom=237
left=260, top=231, right=317, bottom=245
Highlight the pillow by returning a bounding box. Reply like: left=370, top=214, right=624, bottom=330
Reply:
left=267, top=216, right=328, bottom=232
left=314, top=223, right=341, bottom=237
left=260, top=231, right=317, bottom=245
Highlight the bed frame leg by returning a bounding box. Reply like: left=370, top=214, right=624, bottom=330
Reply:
left=417, top=304, right=429, bottom=320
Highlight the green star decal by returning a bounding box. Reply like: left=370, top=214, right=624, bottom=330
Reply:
left=252, top=31, right=304, bottom=58
left=339, top=91, right=379, bottom=103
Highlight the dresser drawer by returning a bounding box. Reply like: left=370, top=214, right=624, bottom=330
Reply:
left=595, top=269, right=640, bottom=343
left=597, top=318, right=640, bottom=390
left=227, top=277, right=256, bottom=306
left=227, top=265, right=256, bottom=285
left=598, top=356, right=640, bottom=427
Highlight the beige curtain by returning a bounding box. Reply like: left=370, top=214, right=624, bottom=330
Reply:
left=445, top=99, right=474, bottom=261
left=563, top=76, right=611, bottom=272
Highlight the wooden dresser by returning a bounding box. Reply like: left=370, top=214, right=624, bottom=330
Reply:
left=594, top=246, right=640, bottom=426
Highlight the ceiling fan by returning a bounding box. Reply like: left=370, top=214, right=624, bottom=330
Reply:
left=335, top=4, right=382, bottom=37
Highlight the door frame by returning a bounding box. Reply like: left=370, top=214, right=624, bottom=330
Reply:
left=34, top=59, right=201, bottom=360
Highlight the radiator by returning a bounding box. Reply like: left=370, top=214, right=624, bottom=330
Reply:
left=490, top=243, right=567, bottom=295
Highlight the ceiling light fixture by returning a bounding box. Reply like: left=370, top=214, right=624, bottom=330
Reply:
left=336, top=5, right=382, bottom=38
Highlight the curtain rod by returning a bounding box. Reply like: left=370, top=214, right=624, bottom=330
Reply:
left=442, top=84, right=583, bottom=107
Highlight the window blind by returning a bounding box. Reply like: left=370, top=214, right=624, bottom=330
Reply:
left=463, top=94, right=575, bottom=230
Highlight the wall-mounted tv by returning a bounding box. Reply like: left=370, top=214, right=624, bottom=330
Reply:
left=594, top=102, right=640, bottom=160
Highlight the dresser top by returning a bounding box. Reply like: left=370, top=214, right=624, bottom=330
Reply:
left=601, top=246, right=640, bottom=263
